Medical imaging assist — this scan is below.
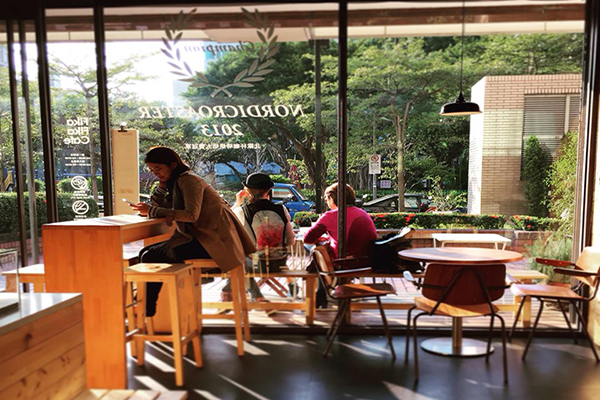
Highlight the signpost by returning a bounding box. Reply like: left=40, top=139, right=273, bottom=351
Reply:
left=369, top=154, right=381, bottom=200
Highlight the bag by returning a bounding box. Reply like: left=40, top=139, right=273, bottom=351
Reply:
left=369, top=227, right=423, bottom=274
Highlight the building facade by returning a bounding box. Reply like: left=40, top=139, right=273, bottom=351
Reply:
left=468, top=74, right=582, bottom=216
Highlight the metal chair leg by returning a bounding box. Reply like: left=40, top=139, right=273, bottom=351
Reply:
left=405, top=306, right=416, bottom=364
left=557, top=300, right=578, bottom=344
left=497, top=314, right=509, bottom=385
left=523, top=298, right=545, bottom=360
left=412, top=313, right=426, bottom=382
left=326, top=299, right=347, bottom=339
left=486, top=314, right=495, bottom=363
left=572, top=302, right=600, bottom=362
left=323, top=299, right=349, bottom=358
left=509, top=296, right=527, bottom=342
left=376, top=296, right=395, bottom=360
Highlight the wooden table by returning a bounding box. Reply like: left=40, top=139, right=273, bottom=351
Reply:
left=431, top=233, right=512, bottom=250
left=399, top=247, right=523, bottom=358
left=42, top=215, right=171, bottom=389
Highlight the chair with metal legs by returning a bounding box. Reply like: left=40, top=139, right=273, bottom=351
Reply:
left=405, top=263, right=509, bottom=384
left=508, top=246, right=600, bottom=362
left=312, top=246, right=396, bottom=359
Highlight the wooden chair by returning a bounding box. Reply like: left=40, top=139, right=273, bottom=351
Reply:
left=508, top=246, right=600, bottom=362
left=312, top=246, right=396, bottom=359
left=184, top=259, right=250, bottom=356
left=406, top=263, right=508, bottom=383
left=125, top=263, right=202, bottom=387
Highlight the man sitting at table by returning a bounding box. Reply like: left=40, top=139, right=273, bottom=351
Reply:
left=221, top=173, right=296, bottom=303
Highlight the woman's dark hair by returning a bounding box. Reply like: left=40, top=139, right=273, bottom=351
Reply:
left=325, top=183, right=356, bottom=206
left=144, top=146, right=190, bottom=189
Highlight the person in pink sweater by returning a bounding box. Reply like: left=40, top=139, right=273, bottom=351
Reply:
left=304, top=183, right=377, bottom=259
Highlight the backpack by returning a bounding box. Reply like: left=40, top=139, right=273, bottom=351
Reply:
left=242, top=201, right=288, bottom=261
left=369, top=227, right=423, bottom=274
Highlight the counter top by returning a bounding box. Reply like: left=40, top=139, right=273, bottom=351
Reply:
left=0, top=293, right=82, bottom=336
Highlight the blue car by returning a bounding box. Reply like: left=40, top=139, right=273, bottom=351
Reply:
left=271, top=183, right=315, bottom=218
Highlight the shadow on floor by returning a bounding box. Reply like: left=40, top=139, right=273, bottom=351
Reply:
left=128, top=334, right=600, bottom=400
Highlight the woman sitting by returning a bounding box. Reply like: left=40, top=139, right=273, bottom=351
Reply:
left=131, top=146, right=256, bottom=317
left=303, top=183, right=377, bottom=307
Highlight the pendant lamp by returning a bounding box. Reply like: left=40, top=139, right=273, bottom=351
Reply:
left=440, top=1, right=482, bottom=116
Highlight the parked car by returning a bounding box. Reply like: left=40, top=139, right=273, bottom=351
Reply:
left=359, top=193, right=430, bottom=213
left=270, top=183, right=315, bottom=218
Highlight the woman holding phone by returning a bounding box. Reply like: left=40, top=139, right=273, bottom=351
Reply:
left=130, top=146, right=256, bottom=317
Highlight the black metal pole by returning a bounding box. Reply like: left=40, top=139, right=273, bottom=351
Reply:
left=35, top=2, right=58, bottom=223
left=94, top=5, right=114, bottom=216
left=19, top=20, right=40, bottom=265
left=314, top=39, right=323, bottom=214
left=7, top=19, right=29, bottom=276
left=337, top=1, right=348, bottom=258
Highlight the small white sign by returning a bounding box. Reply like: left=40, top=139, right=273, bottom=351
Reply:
left=379, top=179, right=392, bottom=189
left=369, top=154, right=381, bottom=175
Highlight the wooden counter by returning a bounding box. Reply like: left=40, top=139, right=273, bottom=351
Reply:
left=0, top=293, right=85, bottom=399
left=42, top=215, right=171, bottom=389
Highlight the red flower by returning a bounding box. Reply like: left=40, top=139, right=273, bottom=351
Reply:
left=491, top=215, right=498, bottom=218
left=409, top=213, right=415, bottom=217
left=526, top=224, right=532, bottom=228
left=514, top=215, right=521, bottom=220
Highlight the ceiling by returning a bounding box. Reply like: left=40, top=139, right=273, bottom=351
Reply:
left=0, top=1, right=587, bottom=42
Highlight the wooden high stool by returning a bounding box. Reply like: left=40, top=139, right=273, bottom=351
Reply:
left=125, top=263, right=202, bottom=386
left=185, top=259, right=250, bottom=356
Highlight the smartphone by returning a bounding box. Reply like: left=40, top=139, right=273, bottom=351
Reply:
left=122, top=198, right=137, bottom=206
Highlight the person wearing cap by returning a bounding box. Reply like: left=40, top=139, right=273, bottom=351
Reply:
left=221, top=173, right=296, bottom=303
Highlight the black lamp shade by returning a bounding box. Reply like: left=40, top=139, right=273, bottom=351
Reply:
left=440, top=92, right=482, bottom=116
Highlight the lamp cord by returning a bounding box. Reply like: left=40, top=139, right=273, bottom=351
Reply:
left=459, top=0, right=465, bottom=94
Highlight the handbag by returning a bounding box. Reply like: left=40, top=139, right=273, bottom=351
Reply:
left=369, top=227, right=423, bottom=274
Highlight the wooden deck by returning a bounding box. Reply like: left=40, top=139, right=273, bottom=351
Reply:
left=199, top=259, right=568, bottom=330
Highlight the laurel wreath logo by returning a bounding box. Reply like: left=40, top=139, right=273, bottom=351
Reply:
left=161, top=8, right=279, bottom=97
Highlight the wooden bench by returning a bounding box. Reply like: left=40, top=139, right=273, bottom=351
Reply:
left=73, top=389, right=187, bottom=400
left=199, top=269, right=319, bottom=325
left=2, top=263, right=46, bottom=292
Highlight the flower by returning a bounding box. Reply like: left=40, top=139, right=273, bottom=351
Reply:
left=526, top=224, right=532, bottom=228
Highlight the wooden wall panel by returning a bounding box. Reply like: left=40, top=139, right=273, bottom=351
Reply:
left=0, top=297, right=86, bottom=400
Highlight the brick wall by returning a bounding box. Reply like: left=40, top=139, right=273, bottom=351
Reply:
left=468, top=74, right=582, bottom=216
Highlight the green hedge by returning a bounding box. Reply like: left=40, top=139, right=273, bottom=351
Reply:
left=293, top=211, right=558, bottom=231
left=508, top=215, right=560, bottom=232
left=0, top=192, right=99, bottom=239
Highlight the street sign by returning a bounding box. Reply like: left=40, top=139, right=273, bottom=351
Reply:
left=379, top=179, right=392, bottom=189
left=369, top=154, right=381, bottom=174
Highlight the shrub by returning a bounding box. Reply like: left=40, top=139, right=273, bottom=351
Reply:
left=58, top=178, right=74, bottom=193
left=293, top=211, right=319, bottom=227
left=427, top=176, right=467, bottom=211
left=525, top=235, right=572, bottom=284
left=294, top=211, right=509, bottom=230
left=508, top=215, right=560, bottom=231
left=0, top=192, right=99, bottom=240
left=546, top=131, right=578, bottom=235
left=523, top=135, right=551, bottom=216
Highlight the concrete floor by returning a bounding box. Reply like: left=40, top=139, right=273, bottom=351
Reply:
left=128, top=333, right=600, bottom=400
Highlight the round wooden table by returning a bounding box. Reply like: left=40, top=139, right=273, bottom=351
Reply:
left=398, top=247, right=524, bottom=357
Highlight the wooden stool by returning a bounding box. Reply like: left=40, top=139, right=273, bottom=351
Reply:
left=185, top=259, right=250, bottom=356
left=1, top=264, right=46, bottom=292
left=125, top=263, right=202, bottom=386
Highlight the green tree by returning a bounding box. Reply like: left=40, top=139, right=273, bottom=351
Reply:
left=523, top=135, right=551, bottom=216
left=349, top=38, right=453, bottom=211
left=546, top=131, right=578, bottom=233
left=50, top=55, right=153, bottom=201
